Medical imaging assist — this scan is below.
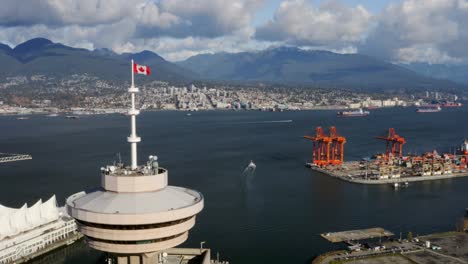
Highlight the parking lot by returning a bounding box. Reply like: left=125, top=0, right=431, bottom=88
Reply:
left=315, top=232, right=468, bottom=264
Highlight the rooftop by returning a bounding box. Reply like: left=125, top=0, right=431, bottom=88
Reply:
left=102, top=163, right=166, bottom=177
left=67, top=186, right=203, bottom=215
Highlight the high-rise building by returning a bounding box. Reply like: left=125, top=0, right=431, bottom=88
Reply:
left=66, top=63, right=204, bottom=264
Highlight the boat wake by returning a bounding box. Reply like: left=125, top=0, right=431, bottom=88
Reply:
left=237, top=120, right=293, bottom=124
left=241, top=160, right=256, bottom=191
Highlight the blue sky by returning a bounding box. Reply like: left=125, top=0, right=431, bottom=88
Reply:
left=0, top=0, right=466, bottom=64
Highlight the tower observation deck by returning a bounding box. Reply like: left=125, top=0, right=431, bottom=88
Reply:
left=66, top=61, right=204, bottom=264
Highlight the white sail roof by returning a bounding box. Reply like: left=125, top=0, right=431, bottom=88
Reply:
left=41, top=195, right=59, bottom=222
left=0, top=195, right=60, bottom=240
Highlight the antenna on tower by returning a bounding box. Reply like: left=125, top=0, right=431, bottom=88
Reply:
left=114, top=152, right=123, bottom=167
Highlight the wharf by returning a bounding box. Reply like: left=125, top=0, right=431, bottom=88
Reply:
left=310, top=161, right=468, bottom=185
left=13, top=233, right=83, bottom=264
left=0, top=153, right=32, bottom=163
left=321, top=228, right=394, bottom=243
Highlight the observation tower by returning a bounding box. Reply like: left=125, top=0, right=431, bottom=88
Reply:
left=66, top=61, right=204, bottom=264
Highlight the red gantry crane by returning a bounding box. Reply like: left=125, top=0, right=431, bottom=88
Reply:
left=304, top=127, right=330, bottom=166
left=304, top=126, right=346, bottom=166
left=375, top=128, right=406, bottom=160
left=329, top=126, right=346, bottom=165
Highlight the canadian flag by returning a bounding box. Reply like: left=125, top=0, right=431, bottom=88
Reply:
left=133, top=62, right=151, bottom=75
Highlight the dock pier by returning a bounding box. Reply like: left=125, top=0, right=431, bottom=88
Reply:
left=309, top=161, right=468, bottom=185
left=0, top=153, right=32, bottom=163
left=14, top=233, right=83, bottom=264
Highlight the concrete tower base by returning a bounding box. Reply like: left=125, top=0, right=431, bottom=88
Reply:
left=111, top=252, right=158, bottom=264
left=107, top=249, right=213, bottom=264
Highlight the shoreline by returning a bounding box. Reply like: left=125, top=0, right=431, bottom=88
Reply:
left=0, top=105, right=422, bottom=116
left=0, top=108, right=341, bottom=116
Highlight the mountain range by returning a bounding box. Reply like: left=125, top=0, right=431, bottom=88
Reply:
left=0, top=38, right=465, bottom=92
left=0, top=38, right=195, bottom=82
left=401, top=63, right=468, bottom=86
left=177, top=47, right=464, bottom=91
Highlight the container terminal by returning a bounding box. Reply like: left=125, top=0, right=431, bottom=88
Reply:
left=312, top=210, right=468, bottom=264
left=304, top=127, right=468, bottom=184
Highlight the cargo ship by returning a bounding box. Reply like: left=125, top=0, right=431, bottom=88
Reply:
left=0, top=195, right=81, bottom=264
left=440, top=102, right=463, bottom=108
left=337, top=108, right=370, bottom=117
left=416, top=105, right=441, bottom=113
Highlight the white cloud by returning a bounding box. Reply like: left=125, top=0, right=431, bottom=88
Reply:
left=0, top=0, right=264, bottom=61
left=113, top=30, right=266, bottom=61
left=0, top=0, right=263, bottom=38
left=2, top=0, right=468, bottom=64
left=0, top=0, right=138, bottom=26
left=159, top=0, right=263, bottom=37
left=397, top=45, right=463, bottom=64
left=137, top=2, right=180, bottom=28
left=255, top=0, right=372, bottom=48
left=361, top=0, right=468, bottom=63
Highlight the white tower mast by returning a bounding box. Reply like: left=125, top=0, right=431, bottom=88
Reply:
left=127, top=59, right=141, bottom=170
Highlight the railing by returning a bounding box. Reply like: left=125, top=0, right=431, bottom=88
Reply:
left=0, top=153, right=32, bottom=163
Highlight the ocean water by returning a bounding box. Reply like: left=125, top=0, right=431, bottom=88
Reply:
left=1, top=107, right=467, bottom=264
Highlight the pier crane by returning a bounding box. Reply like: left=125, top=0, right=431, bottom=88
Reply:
left=329, top=127, right=346, bottom=165
left=304, top=127, right=331, bottom=166
left=304, top=126, right=346, bottom=166
left=0, top=153, right=32, bottom=163
left=375, top=128, right=406, bottom=160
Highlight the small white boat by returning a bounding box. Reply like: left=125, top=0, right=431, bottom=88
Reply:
left=186, top=113, right=192, bottom=116
left=393, top=182, right=400, bottom=188
left=248, top=160, right=256, bottom=170
left=17, top=117, right=29, bottom=120
left=242, top=160, right=257, bottom=174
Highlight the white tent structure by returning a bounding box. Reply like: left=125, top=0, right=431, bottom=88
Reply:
left=0, top=195, right=59, bottom=239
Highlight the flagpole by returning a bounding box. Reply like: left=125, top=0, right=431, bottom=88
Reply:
left=131, top=59, right=134, bottom=87
left=128, top=59, right=140, bottom=170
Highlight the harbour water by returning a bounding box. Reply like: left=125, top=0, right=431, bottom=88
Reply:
left=1, top=107, right=468, bottom=264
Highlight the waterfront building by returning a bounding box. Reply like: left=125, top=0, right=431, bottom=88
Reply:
left=66, top=61, right=204, bottom=264
left=348, top=103, right=361, bottom=109
left=0, top=196, right=79, bottom=264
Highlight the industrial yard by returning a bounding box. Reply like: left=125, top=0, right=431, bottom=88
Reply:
left=304, top=127, right=468, bottom=185
left=313, top=231, right=468, bottom=264
left=311, top=161, right=468, bottom=185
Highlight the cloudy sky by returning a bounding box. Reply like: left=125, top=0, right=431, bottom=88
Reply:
left=1, top=0, right=468, bottom=64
